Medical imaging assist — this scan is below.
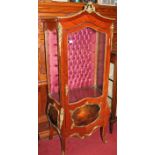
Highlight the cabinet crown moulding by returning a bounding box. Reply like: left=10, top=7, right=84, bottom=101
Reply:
left=58, top=2, right=115, bottom=21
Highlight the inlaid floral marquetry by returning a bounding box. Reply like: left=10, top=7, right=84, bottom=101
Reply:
left=72, top=104, right=100, bottom=127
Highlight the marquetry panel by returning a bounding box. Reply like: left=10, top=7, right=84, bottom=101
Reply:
left=72, top=104, right=100, bottom=127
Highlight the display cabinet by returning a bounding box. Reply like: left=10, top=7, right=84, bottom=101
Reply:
left=43, top=2, right=115, bottom=154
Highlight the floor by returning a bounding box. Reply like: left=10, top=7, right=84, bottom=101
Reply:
left=38, top=123, right=117, bottom=155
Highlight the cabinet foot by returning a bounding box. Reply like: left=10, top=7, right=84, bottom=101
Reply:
left=49, top=128, right=53, bottom=139
left=100, top=126, right=107, bottom=143
left=60, top=137, right=66, bottom=155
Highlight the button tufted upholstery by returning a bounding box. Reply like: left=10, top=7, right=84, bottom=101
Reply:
left=68, top=28, right=96, bottom=90
left=47, top=29, right=59, bottom=96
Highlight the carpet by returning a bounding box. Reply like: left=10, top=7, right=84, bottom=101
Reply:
left=38, top=123, right=117, bottom=155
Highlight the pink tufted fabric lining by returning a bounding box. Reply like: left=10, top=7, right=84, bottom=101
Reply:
left=68, top=28, right=96, bottom=90
left=46, top=29, right=60, bottom=101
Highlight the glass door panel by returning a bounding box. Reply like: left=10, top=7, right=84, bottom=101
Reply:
left=67, top=27, right=106, bottom=103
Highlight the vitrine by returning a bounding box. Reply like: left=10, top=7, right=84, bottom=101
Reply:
left=43, top=2, right=115, bottom=154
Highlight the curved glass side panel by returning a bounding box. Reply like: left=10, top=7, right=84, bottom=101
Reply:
left=67, top=27, right=106, bottom=103
left=45, top=29, right=60, bottom=102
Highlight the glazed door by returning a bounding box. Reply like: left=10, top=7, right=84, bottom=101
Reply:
left=58, top=9, right=113, bottom=106
left=59, top=14, right=113, bottom=106
left=67, top=27, right=106, bottom=104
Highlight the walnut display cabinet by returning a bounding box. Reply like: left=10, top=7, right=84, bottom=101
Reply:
left=43, top=2, right=115, bottom=155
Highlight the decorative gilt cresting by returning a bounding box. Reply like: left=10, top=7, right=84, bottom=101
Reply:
left=58, top=2, right=115, bottom=21
left=84, top=2, right=95, bottom=13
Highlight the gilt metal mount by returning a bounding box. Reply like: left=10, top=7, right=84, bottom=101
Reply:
left=84, top=2, right=96, bottom=13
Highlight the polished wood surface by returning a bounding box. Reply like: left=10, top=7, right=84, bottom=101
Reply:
left=38, top=1, right=117, bottom=139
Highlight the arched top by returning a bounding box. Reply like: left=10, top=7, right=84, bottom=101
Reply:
left=43, top=2, right=115, bottom=32
left=57, top=2, right=115, bottom=32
